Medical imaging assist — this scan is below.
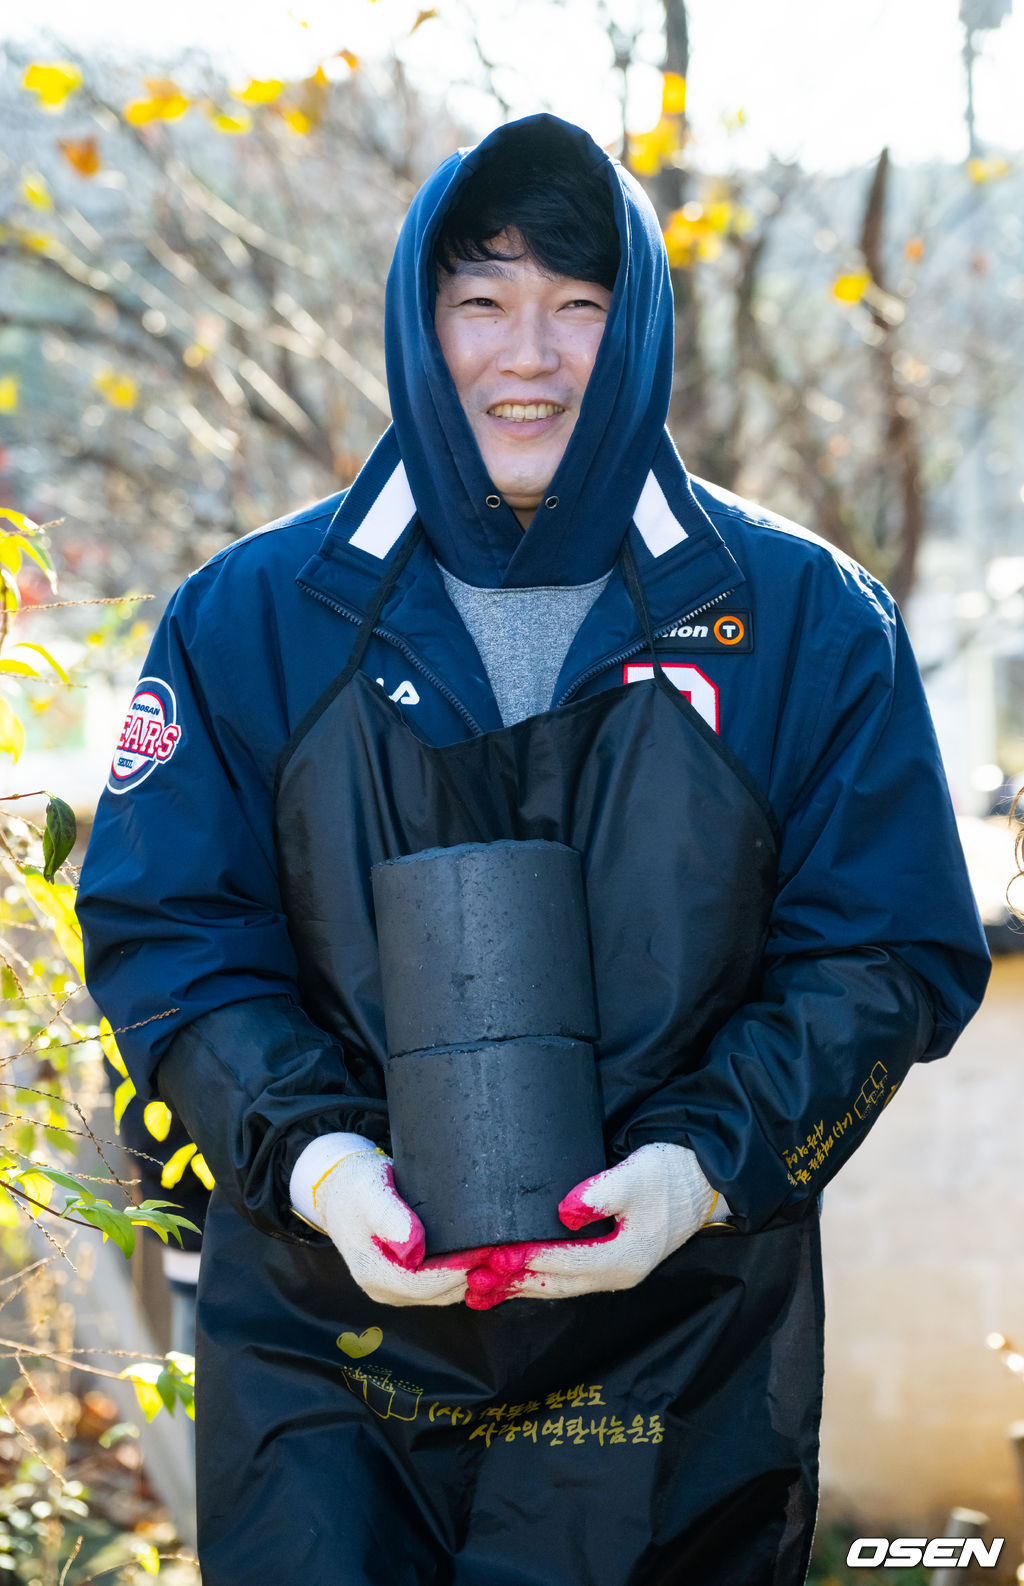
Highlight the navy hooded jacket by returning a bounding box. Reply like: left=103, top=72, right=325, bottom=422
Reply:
left=77, top=115, right=990, bottom=1236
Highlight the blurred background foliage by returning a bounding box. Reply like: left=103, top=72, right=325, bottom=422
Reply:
left=0, top=0, right=1020, bottom=611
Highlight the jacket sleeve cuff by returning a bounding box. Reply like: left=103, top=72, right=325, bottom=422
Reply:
left=289, top=1132, right=379, bottom=1229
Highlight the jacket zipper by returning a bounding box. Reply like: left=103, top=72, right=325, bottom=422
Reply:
left=554, top=589, right=734, bottom=707
left=302, top=584, right=486, bottom=734
left=305, top=580, right=734, bottom=725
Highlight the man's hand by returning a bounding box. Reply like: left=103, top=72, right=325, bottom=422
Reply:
left=313, top=1146, right=479, bottom=1307
left=464, top=1143, right=722, bottom=1310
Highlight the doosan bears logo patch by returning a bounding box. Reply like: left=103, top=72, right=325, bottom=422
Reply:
left=108, top=677, right=182, bottom=794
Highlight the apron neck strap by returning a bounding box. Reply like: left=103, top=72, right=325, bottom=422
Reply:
left=620, top=537, right=665, bottom=677
left=341, top=526, right=422, bottom=682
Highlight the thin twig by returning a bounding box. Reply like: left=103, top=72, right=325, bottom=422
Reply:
left=0, top=1263, right=57, bottom=1321
left=0, top=1134, right=141, bottom=1185
left=0, top=1256, right=54, bottom=1288
left=0, top=1337, right=174, bottom=1366
left=1, top=1007, right=180, bottom=1064
left=15, top=595, right=154, bottom=612
left=2, top=1177, right=117, bottom=1234
left=16, top=1356, right=69, bottom=1443
left=0, top=1391, right=63, bottom=1481
left=58, top=1534, right=83, bottom=1586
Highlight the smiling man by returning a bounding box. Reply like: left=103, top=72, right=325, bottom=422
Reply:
left=78, top=116, right=988, bottom=1585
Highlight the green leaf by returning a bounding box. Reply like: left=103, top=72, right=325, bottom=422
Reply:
left=42, top=796, right=76, bottom=883
left=34, top=1166, right=96, bottom=1202
left=77, top=1202, right=136, bottom=1257
left=130, top=1206, right=202, bottom=1247
left=97, top=1421, right=139, bottom=1448
left=13, top=1125, right=35, bottom=1156
left=156, top=1368, right=177, bottom=1413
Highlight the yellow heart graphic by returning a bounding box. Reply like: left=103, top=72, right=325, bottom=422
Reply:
left=337, top=1326, right=383, bottom=1359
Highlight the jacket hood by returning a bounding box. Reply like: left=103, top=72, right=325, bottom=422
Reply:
left=383, top=114, right=675, bottom=587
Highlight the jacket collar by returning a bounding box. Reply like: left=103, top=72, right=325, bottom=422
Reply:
left=297, top=428, right=745, bottom=704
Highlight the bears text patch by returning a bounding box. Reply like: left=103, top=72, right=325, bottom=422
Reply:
left=108, top=677, right=182, bottom=794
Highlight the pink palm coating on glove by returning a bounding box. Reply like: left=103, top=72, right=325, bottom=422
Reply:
left=371, top=1164, right=426, bottom=1269
left=558, top=1173, right=622, bottom=1232
left=464, top=1183, right=622, bottom=1310
left=462, top=1145, right=717, bottom=1307
left=465, top=1244, right=532, bottom=1310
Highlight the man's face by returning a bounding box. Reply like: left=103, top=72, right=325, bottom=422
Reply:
left=434, top=231, right=612, bottom=530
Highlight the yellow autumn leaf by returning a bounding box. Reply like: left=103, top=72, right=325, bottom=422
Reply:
left=162, top=1143, right=197, bottom=1188
left=20, top=173, right=53, bottom=212
left=15, top=229, right=53, bottom=253
left=22, top=62, right=82, bottom=110
left=661, top=71, right=687, bottom=115
left=663, top=204, right=728, bottom=269
left=0, top=697, right=25, bottom=762
left=231, top=78, right=285, bottom=106
left=0, top=508, right=39, bottom=534
left=131, top=1540, right=161, bottom=1577
left=190, top=1152, right=215, bottom=1190
left=279, top=108, right=313, bottom=135
left=0, top=660, right=42, bottom=679
left=832, top=271, right=871, bottom=304
left=335, top=48, right=360, bottom=70
left=114, top=1077, right=136, bottom=1124
left=629, top=116, right=682, bottom=177
left=23, top=871, right=84, bottom=975
left=967, top=154, right=1011, bottom=184
left=94, top=369, right=138, bottom=409
left=0, top=376, right=18, bottom=414
left=0, top=1188, right=20, bottom=1228
left=124, top=81, right=189, bottom=125
left=210, top=109, right=252, bottom=135
left=411, top=7, right=439, bottom=32
left=9, top=642, right=68, bottom=682
left=58, top=136, right=102, bottom=177
left=0, top=539, right=22, bottom=574
left=19, top=1170, right=54, bottom=1209
left=98, top=1015, right=128, bottom=1077
left=122, top=1367, right=164, bottom=1422
left=144, top=1101, right=172, bottom=1142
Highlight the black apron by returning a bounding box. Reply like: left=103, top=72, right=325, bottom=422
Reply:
left=195, top=536, right=822, bottom=1586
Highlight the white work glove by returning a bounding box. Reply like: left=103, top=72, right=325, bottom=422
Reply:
left=290, top=1132, right=477, bottom=1307
left=464, top=1143, right=726, bottom=1311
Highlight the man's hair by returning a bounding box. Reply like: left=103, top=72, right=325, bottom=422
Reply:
left=434, top=132, right=620, bottom=290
